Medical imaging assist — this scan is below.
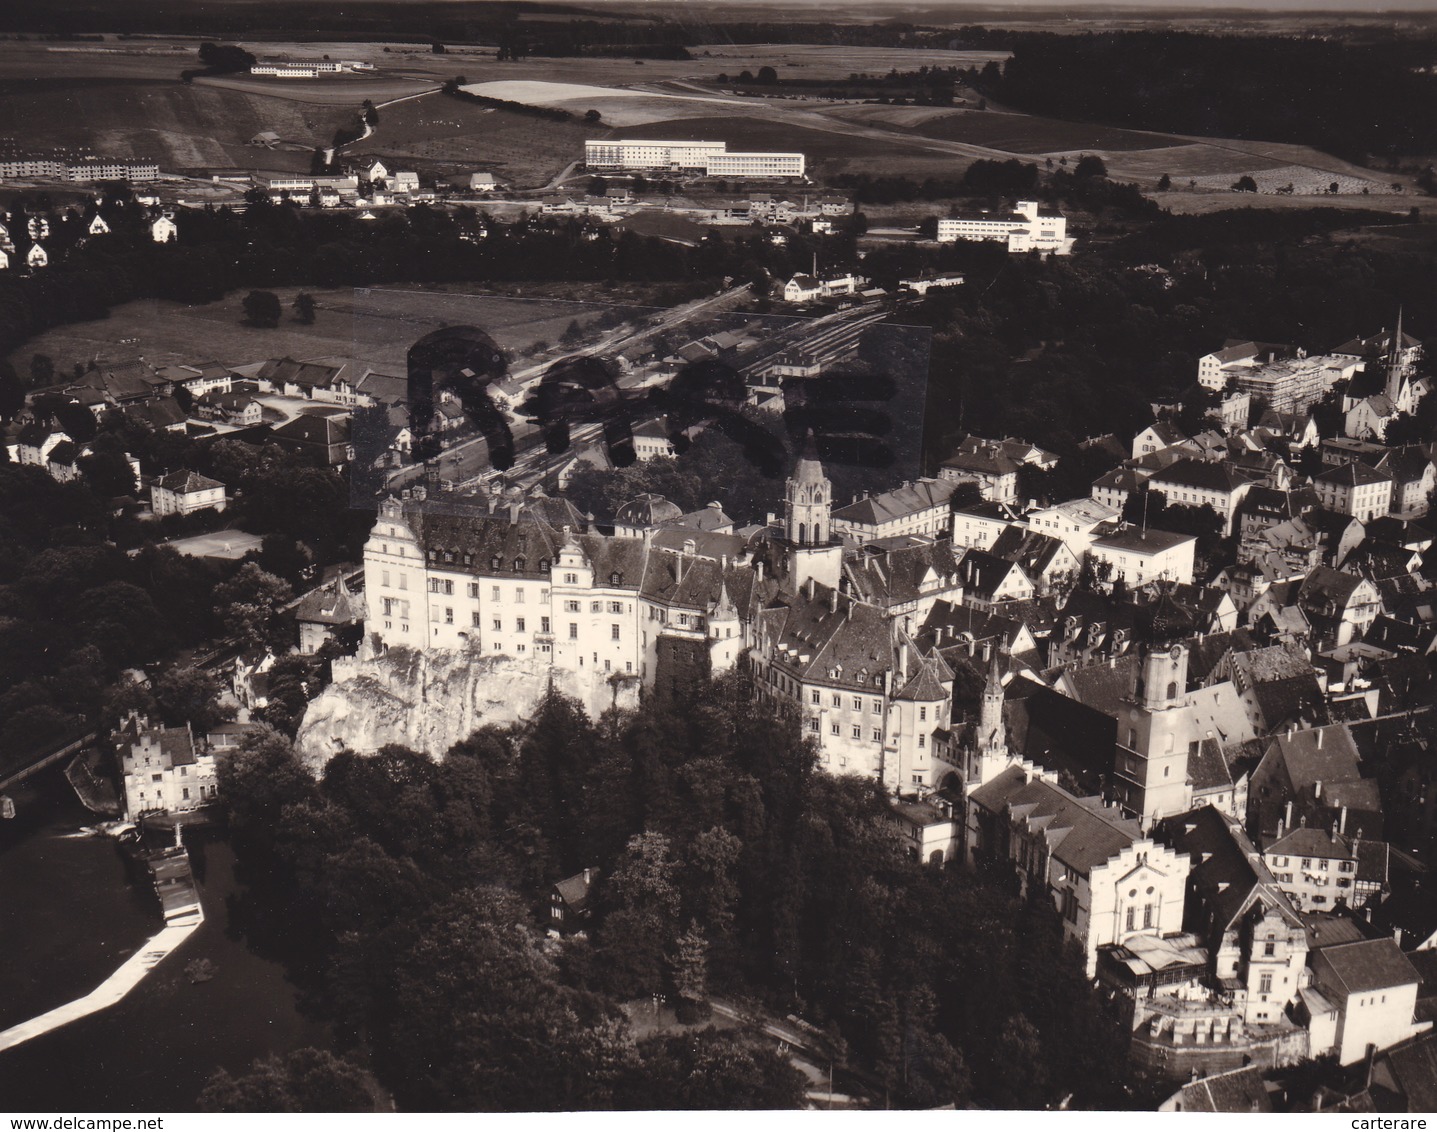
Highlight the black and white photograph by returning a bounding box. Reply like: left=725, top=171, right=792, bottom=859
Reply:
left=1, top=0, right=1436, bottom=1119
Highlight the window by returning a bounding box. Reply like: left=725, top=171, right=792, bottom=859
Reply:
left=382, top=570, right=391, bottom=587
left=492, top=618, right=502, bottom=631
left=444, top=607, right=454, bottom=624
left=569, top=623, right=578, bottom=639
left=872, top=699, right=882, bottom=713
left=611, top=624, right=621, bottom=640
left=919, top=706, right=927, bottom=721
left=832, top=694, right=841, bottom=708
left=429, top=579, right=454, bottom=595
left=590, top=601, right=602, bottom=614
left=830, top=723, right=840, bottom=736
left=811, top=690, right=820, bottom=705
left=182, top=787, right=190, bottom=800
left=1319, top=858, right=1329, bottom=871
left=541, top=616, right=551, bottom=634
left=467, top=582, right=479, bottom=598
left=852, top=726, right=861, bottom=739
left=565, top=600, right=581, bottom=613
left=398, top=575, right=407, bottom=590
left=918, top=735, right=926, bottom=748
left=1264, top=941, right=1276, bottom=957
left=515, top=588, right=526, bottom=604
left=609, top=601, right=623, bottom=614
left=1143, top=904, right=1153, bottom=929
left=853, top=697, right=862, bottom=711
left=492, top=586, right=501, bottom=601
left=1125, top=907, right=1135, bottom=932
left=516, top=617, right=526, bottom=632
left=1302, top=858, right=1311, bottom=870
left=873, top=729, right=882, bottom=741
left=1258, top=973, right=1273, bottom=995
left=810, top=720, right=819, bottom=732
left=472, top=611, right=482, bottom=627
left=564, top=573, right=578, bottom=585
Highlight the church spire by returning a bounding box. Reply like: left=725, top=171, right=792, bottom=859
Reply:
left=1386, top=305, right=1405, bottom=402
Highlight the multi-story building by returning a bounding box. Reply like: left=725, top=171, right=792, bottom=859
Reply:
left=1148, top=457, right=1256, bottom=537
left=1197, top=340, right=1301, bottom=391
left=583, top=140, right=804, bottom=178
left=1088, top=526, right=1197, bottom=587
left=151, top=470, right=227, bottom=516
left=1313, top=461, right=1393, bottom=522
left=1025, top=497, right=1121, bottom=556
left=1228, top=355, right=1358, bottom=414
left=1262, top=824, right=1390, bottom=913
left=118, top=714, right=218, bottom=820
left=967, top=763, right=1191, bottom=976
left=830, top=478, right=960, bottom=542
left=1309, top=939, right=1429, bottom=1066
left=936, top=200, right=1069, bottom=254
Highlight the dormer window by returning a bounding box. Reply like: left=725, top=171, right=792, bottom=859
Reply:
left=611, top=571, right=622, bottom=585
left=491, top=555, right=502, bottom=571
left=463, top=553, right=473, bottom=567
left=540, top=558, right=551, bottom=572
left=514, top=557, right=526, bottom=573
left=443, top=551, right=454, bottom=563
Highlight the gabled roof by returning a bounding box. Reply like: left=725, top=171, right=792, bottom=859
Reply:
left=1155, top=806, right=1301, bottom=936
left=969, top=766, right=1142, bottom=877
left=989, top=526, right=1072, bottom=578
left=1171, top=1066, right=1273, bottom=1113
left=1059, top=656, right=1138, bottom=720
left=256, top=356, right=346, bottom=390
left=1262, top=724, right=1363, bottom=793
left=960, top=548, right=1029, bottom=597
left=1139, top=420, right=1189, bottom=445
left=831, top=478, right=959, bottom=527
left=156, top=470, right=224, bottom=494
left=1316, top=460, right=1392, bottom=488
left=295, top=576, right=360, bottom=625
left=1151, top=456, right=1254, bottom=494
left=1318, top=938, right=1421, bottom=996
left=553, top=867, right=599, bottom=910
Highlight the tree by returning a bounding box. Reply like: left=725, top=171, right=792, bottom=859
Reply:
left=53, top=401, right=96, bottom=443
left=737, top=69, right=754, bottom=83
left=213, top=562, right=293, bottom=649
left=363, top=100, right=379, bottom=128
left=669, top=920, right=710, bottom=1010
left=0, top=362, right=25, bottom=420
left=78, top=448, right=136, bottom=498
left=29, top=353, right=54, bottom=387
left=293, top=292, right=317, bottom=324
left=216, top=729, right=318, bottom=839
left=198, top=1048, right=379, bottom=1112
left=1157, top=173, right=1172, bottom=191
left=1231, top=175, right=1258, bottom=192
left=242, top=290, right=282, bottom=328
left=1074, top=154, right=1107, bottom=179
left=756, top=66, right=778, bottom=84
left=584, top=109, right=602, bottom=123
left=152, top=665, right=235, bottom=734
left=587, top=176, right=608, bottom=196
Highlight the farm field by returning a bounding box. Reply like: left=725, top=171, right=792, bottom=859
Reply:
left=359, top=96, right=596, bottom=186
left=8, top=286, right=637, bottom=379
left=192, top=73, right=434, bottom=106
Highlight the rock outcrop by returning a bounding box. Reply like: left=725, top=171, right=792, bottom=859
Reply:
left=295, top=646, right=640, bottom=771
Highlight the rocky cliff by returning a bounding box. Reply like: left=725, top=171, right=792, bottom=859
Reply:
left=295, top=647, right=640, bottom=771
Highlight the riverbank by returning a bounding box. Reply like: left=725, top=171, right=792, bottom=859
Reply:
left=0, top=766, right=333, bottom=1110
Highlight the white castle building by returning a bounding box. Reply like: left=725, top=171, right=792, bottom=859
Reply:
left=363, top=446, right=969, bottom=787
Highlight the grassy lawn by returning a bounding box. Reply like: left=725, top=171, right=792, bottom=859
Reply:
left=907, top=109, right=1181, bottom=154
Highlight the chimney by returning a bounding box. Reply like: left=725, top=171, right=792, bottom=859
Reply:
left=899, top=640, right=909, bottom=679
left=583, top=867, right=592, bottom=886
left=1316, top=728, right=1324, bottom=749
left=829, top=587, right=838, bottom=614
left=1339, top=805, right=1348, bottom=835
left=756, top=560, right=765, bottom=582
left=1315, top=779, right=1322, bottom=800
left=807, top=577, right=815, bottom=601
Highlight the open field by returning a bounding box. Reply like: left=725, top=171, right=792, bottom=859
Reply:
left=359, top=96, right=595, bottom=185
left=902, top=109, right=1181, bottom=154
left=192, top=73, right=433, bottom=106
left=689, top=43, right=1010, bottom=78
left=7, top=286, right=638, bottom=378
left=0, top=78, right=355, bottom=171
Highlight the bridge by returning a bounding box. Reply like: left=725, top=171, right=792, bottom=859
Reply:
left=0, top=728, right=97, bottom=794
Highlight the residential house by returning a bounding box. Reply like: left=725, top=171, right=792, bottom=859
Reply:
left=1263, top=824, right=1392, bottom=914
left=1314, top=462, right=1394, bottom=524
left=1297, top=565, right=1383, bottom=648
left=938, top=439, right=1021, bottom=504
left=1025, top=496, right=1121, bottom=556
left=1149, top=458, right=1256, bottom=537
left=1309, top=939, right=1430, bottom=1065
left=1159, top=1066, right=1273, bottom=1113
left=295, top=573, right=362, bottom=654
left=150, top=215, right=177, bottom=243
left=1091, top=467, right=1149, bottom=513
left=548, top=867, right=599, bottom=935
left=1247, top=724, right=1373, bottom=846
left=1198, top=340, right=1301, bottom=392
left=1088, top=526, right=1198, bottom=588
left=889, top=794, right=962, bottom=866
left=1132, top=421, right=1189, bottom=460
left=988, top=525, right=1079, bottom=594
left=1375, top=447, right=1434, bottom=519
left=151, top=470, right=227, bottom=516
left=959, top=549, right=1035, bottom=609
left=950, top=499, right=1023, bottom=550
left=117, top=713, right=218, bottom=820
left=269, top=412, right=352, bottom=469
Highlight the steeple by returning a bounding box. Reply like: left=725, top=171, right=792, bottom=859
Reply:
left=1386, top=306, right=1405, bottom=402
left=785, top=431, right=832, bottom=548
left=979, top=643, right=1005, bottom=754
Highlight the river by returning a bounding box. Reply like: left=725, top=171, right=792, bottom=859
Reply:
left=0, top=767, right=332, bottom=1111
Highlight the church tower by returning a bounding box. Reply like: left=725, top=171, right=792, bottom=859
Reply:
left=968, top=643, right=1012, bottom=788
left=784, top=435, right=843, bottom=593
left=1385, top=306, right=1406, bottom=404
left=1115, top=593, right=1196, bottom=828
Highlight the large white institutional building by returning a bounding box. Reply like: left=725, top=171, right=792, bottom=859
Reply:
left=583, top=139, right=805, bottom=179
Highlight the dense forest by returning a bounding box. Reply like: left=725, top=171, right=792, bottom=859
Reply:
left=214, top=672, right=1139, bottom=1111
left=987, top=32, right=1437, bottom=164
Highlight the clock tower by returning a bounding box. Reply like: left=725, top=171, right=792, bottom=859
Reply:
left=1113, top=592, right=1196, bottom=828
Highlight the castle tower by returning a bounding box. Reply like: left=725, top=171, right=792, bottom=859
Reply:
left=784, top=435, right=843, bottom=593
left=968, top=642, right=1012, bottom=788
left=1115, top=592, right=1196, bottom=828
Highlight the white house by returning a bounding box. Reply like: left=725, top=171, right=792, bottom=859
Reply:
left=151, top=470, right=227, bottom=516
left=1088, top=526, right=1197, bottom=587
left=830, top=478, right=961, bottom=543
left=469, top=172, right=498, bottom=192
left=26, top=243, right=47, bottom=268
left=1148, top=457, right=1256, bottom=537
left=1132, top=421, right=1189, bottom=459
left=1309, top=939, right=1430, bottom=1066
left=1025, top=497, right=1121, bottom=556
left=87, top=214, right=110, bottom=235
left=936, top=200, right=1069, bottom=254
left=150, top=215, right=177, bottom=244
left=1313, top=461, right=1393, bottom=523
left=118, top=715, right=218, bottom=820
